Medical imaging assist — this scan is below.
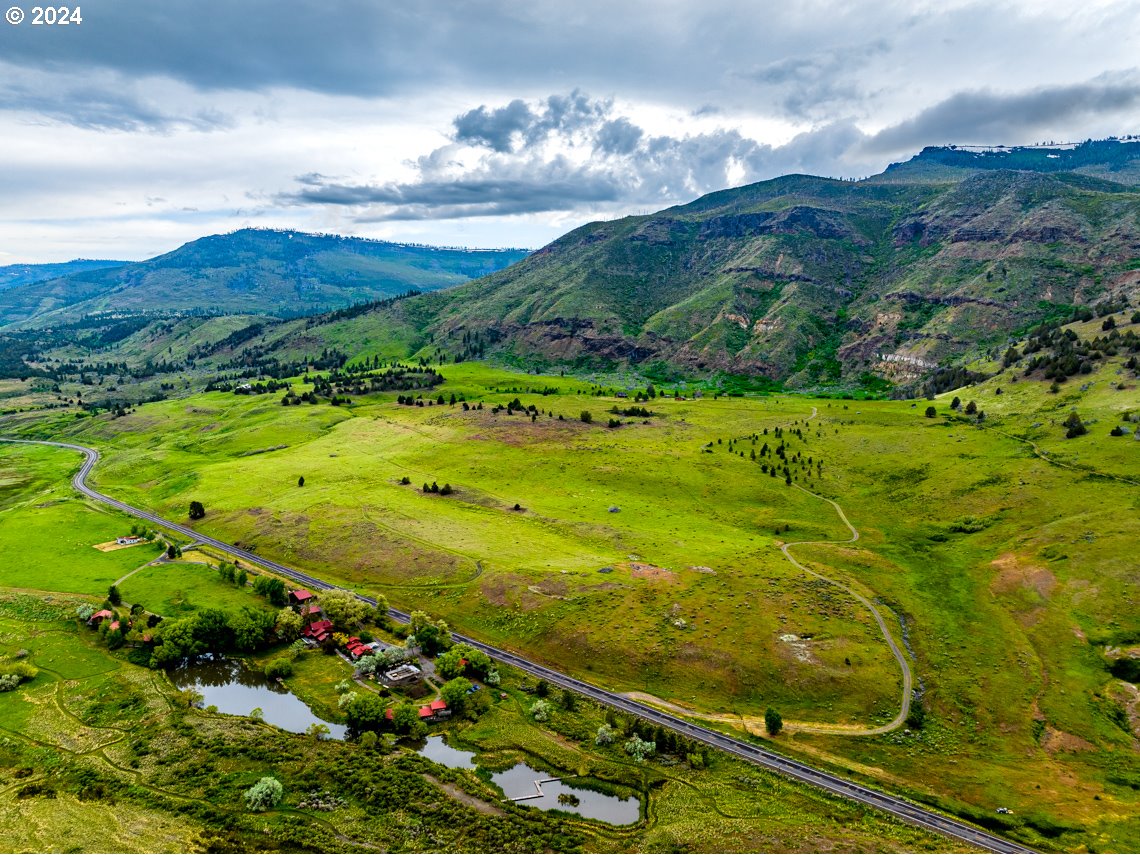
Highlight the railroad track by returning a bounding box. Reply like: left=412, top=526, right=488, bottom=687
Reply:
left=1, top=438, right=1035, bottom=854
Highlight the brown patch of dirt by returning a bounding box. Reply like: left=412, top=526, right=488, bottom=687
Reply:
left=1041, top=726, right=1096, bottom=755
left=532, top=576, right=569, bottom=597
left=625, top=562, right=679, bottom=583
left=479, top=574, right=545, bottom=611
left=990, top=552, right=1056, bottom=599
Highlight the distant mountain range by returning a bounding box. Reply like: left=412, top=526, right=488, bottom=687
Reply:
left=5, top=139, right=1139, bottom=391
left=348, top=138, right=1140, bottom=386
left=0, top=259, right=128, bottom=292
left=0, top=229, right=530, bottom=327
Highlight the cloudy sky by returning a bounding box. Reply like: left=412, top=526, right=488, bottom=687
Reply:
left=2, top=0, right=1139, bottom=262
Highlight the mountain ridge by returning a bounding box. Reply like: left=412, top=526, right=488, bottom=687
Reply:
left=0, top=228, right=530, bottom=328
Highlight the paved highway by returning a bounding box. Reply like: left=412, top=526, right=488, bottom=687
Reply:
left=2, top=438, right=1034, bottom=854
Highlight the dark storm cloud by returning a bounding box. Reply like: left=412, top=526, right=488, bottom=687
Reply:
left=864, top=76, right=1140, bottom=153
left=453, top=100, right=536, bottom=152
left=289, top=155, right=625, bottom=220
left=0, top=0, right=936, bottom=111
left=280, top=93, right=883, bottom=221
left=596, top=119, right=644, bottom=155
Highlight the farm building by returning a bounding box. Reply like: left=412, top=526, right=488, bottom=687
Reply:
left=88, top=609, right=114, bottom=627
left=116, top=536, right=143, bottom=546
left=289, top=589, right=316, bottom=607
left=419, top=698, right=451, bottom=722
left=381, top=663, right=422, bottom=686
left=301, top=619, right=333, bottom=644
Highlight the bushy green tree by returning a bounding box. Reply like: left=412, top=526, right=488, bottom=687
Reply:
left=264, top=658, right=293, bottom=680
left=320, top=589, right=369, bottom=630
left=764, top=707, right=783, bottom=736
left=1064, top=411, right=1088, bottom=438
left=231, top=606, right=273, bottom=651
left=274, top=607, right=303, bottom=641
left=440, top=677, right=472, bottom=715
left=624, top=735, right=655, bottom=761
left=595, top=724, right=614, bottom=746
left=188, top=501, right=206, bottom=520
left=435, top=643, right=492, bottom=679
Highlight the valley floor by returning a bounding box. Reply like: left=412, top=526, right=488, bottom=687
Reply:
left=1, top=352, right=1138, bottom=851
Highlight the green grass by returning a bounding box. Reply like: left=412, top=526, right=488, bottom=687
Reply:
left=0, top=444, right=163, bottom=596
left=4, top=353, right=1140, bottom=850
left=119, top=561, right=276, bottom=619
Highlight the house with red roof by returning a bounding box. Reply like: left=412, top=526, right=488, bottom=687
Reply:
left=88, top=609, right=114, bottom=627
left=289, top=589, right=316, bottom=607
left=418, top=698, right=451, bottom=722
left=301, top=618, right=333, bottom=644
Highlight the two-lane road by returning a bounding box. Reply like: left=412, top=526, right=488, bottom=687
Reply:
left=1, top=437, right=1034, bottom=854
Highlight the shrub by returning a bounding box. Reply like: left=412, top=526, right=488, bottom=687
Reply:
left=1063, top=412, right=1088, bottom=439
left=530, top=699, right=552, bottom=722
left=244, top=776, right=283, bottom=811
left=264, top=658, right=293, bottom=680
left=595, top=724, right=615, bottom=746
left=624, top=735, right=655, bottom=761
left=924, top=406, right=936, bottom=418
left=579, top=411, right=593, bottom=424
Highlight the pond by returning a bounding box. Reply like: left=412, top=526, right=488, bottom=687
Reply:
left=417, top=735, right=640, bottom=825
left=170, top=656, right=347, bottom=740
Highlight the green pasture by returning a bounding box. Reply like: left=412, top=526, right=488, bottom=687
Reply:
left=0, top=444, right=162, bottom=596
left=3, top=352, right=1139, bottom=848
left=118, top=561, right=276, bottom=619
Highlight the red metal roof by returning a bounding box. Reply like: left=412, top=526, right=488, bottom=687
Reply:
left=302, top=619, right=333, bottom=637
left=385, top=708, right=394, bottom=719
left=91, top=609, right=114, bottom=620
left=429, top=698, right=448, bottom=711
left=291, top=589, right=314, bottom=601
left=418, top=706, right=433, bottom=718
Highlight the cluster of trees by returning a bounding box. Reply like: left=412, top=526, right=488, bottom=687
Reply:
left=217, top=561, right=248, bottom=588
left=308, top=364, right=444, bottom=400
left=594, top=708, right=713, bottom=768
left=408, top=610, right=452, bottom=656
left=252, top=575, right=287, bottom=607
left=1020, top=319, right=1140, bottom=383
left=422, top=481, right=454, bottom=495
left=319, top=589, right=372, bottom=630
left=610, top=405, right=654, bottom=418
left=435, top=643, right=498, bottom=684
left=149, top=606, right=276, bottom=667
left=1063, top=412, right=1088, bottom=439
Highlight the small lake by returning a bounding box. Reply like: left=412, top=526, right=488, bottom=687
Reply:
left=170, top=657, right=347, bottom=740
left=417, top=735, right=640, bottom=825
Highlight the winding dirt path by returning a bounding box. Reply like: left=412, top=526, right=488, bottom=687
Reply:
left=624, top=404, right=913, bottom=736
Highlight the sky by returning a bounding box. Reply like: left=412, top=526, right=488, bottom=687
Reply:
left=2, top=0, right=1139, bottom=263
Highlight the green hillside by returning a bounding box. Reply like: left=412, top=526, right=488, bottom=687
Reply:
left=331, top=139, right=1140, bottom=389
left=0, top=229, right=530, bottom=327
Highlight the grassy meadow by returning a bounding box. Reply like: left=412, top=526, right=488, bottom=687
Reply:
left=0, top=317, right=1136, bottom=850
